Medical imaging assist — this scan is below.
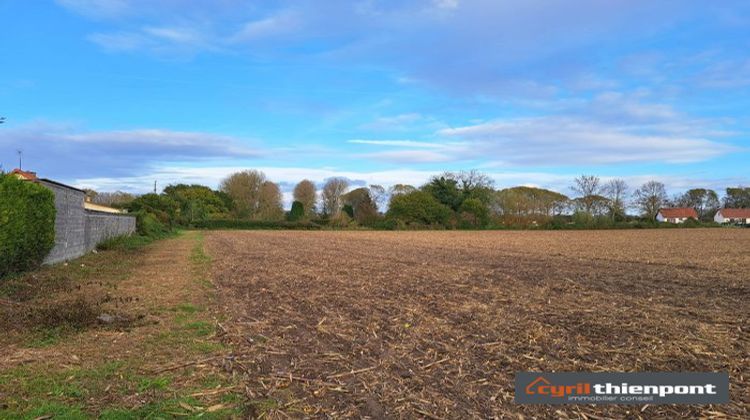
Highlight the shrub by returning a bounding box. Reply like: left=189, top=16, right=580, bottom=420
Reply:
left=386, top=191, right=452, bottom=227
left=458, top=198, right=490, bottom=228
left=193, top=219, right=322, bottom=230
left=342, top=204, right=354, bottom=218
left=134, top=211, right=170, bottom=237
left=126, top=193, right=179, bottom=228
left=0, top=175, right=56, bottom=277
left=288, top=201, right=305, bottom=221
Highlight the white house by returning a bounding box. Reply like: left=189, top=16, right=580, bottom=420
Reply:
left=656, top=207, right=699, bottom=224
left=714, top=208, right=750, bottom=225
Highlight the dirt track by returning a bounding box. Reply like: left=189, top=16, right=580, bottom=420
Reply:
left=206, top=229, right=750, bottom=419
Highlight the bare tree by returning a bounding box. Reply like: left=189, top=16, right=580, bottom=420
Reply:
left=456, top=169, right=494, bottom=190
left=368, top=184, right=387, bottom=211
left=258, top=181, right=284, bottom=220
left=675, top=188, right=720, bottom=221
left=220, top=170, right=267, bottom=218
left=602, top=179, right=628, bottom=220
left=293, top=179, right=317, bottom=218
left=633, top=180, right=668, bottom=219
left=571, top=175, right=602, bottom=215
left=92, top=190, right=135, bottom=207
left=321, top=178, right=349, bottom=216
left=389, top=184, right=416, bottom=197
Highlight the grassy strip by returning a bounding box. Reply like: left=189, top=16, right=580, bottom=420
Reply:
left=0, top=232, right=244, bottom=419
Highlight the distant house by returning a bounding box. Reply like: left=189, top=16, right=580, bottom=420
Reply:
left=714, top=208, right=750, bottom=225
left=11, top=168, right=38, bottom=181
left=656, top=207, right=698, bottom=224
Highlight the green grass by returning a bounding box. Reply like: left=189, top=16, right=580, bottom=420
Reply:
left=98, top=230, right=181, bottom=252
left=172, top=303, right=202, bottom=314
left=24, top=326, right=67, bottom=348
left=0, top=231, right=244, bottom=419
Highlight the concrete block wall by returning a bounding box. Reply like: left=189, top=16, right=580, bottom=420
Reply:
left=84, top=211, right=136, bottom=250
left=42, top=180, right=87, bottom=265
left=40, top=180, right=136, bottom=265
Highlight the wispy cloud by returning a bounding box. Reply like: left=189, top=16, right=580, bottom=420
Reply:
left=0, top=122, right=262, bottom=178
left=348, top=139, right=446, bottom=148
left=348, top=96, right=740, bottom=166
left=440, top=116, right=736, bottom=166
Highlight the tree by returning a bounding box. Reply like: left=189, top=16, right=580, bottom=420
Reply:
left=369, top=184, right=388, bottom=211
left=389, top=184, right=417, bottom=204
left=422, top=175, right=462, bottom=211
left=219, top=170, right=266, bottom=218
left=293, top=179, right=317, bottom=218
left=675, top=188, right=720, bottom=221
left=633, top=180, right=668, bottom=219
left=571, top=175, right=602, bottom=215
left=724, top=187, right=750, bottom=208
left=257, top=181, right=284, bottom=220
left=321, top=177, right=349, bottom=217
left=493, top=186, right=569, bottom=224
left=164, top=184, right=227, bottom=224
left=458, top=198, right=489, bottom=228
left=455, top=169, right=494, bottom=204
left=602, top=179, right=628, bottom=220
left=90, top=191, right=135, bottom=207
left=342, top=187, right=379, bottom=225
left=423, top=170, right=494, bottom=211
left=127, top=193, right=180, bottom=227
left=288, top=201, right=305, bottom=221
left=386, top=191, right=452, bottom=226
left=572, top=195, right=610, bottom=217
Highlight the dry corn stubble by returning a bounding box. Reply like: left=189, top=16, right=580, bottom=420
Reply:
left=206, top=229, right=749, bottom=419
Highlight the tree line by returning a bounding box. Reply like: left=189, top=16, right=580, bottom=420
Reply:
left=87, top=170, right=750, bottom=231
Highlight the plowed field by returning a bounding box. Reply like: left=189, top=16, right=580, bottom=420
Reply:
left=206, top=229, right=749, bottom=419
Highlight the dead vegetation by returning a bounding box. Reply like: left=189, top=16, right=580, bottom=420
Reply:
left=206, top=229, right=750, bottom=419
left=0, top=232, right=243, bottom=418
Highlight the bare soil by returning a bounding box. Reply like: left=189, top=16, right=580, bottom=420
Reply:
left=205, top=229, right=750, bottom=419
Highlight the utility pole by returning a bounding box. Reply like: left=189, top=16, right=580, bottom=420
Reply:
left=17, top=149, right=22, bottom=170
left=153, top=180, right=157, bottom=194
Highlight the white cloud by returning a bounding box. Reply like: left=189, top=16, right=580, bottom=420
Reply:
left=229, top=13, right=300, bottom=43
left=0, top=122, right=263, bottom=179
left=440, top=116, right=736, bottom=166
left=348, top=139, right=446, bottom=148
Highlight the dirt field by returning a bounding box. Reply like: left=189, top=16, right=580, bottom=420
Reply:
left=206, top=229, right=749, bottom=419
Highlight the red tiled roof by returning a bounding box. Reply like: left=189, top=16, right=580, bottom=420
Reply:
left=658, top=207, right=698, bottom=219
left=10, top=168, right=37, bottom=180
left=718, top=208, right=750, bottom=218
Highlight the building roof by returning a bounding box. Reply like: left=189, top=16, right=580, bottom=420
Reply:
left=38, top=178, right=86, bottom=193
left=84, top=200, right=126, bottom=214
left=10, top=168, right=38, bottom=180
left=658, top=207, right=698, bottom=219
left=718, top=208, right=750, bottom=218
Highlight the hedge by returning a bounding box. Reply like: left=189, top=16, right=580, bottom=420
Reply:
left=193, top=219, right=322, bottom=230
left=0, top=174, right=56, bottom=277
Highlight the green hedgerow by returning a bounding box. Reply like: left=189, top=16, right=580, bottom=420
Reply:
left=0, top=174, right=56, bottom=277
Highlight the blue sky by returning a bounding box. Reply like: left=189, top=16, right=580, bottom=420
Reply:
left=1, top=0, right=749, bottom=201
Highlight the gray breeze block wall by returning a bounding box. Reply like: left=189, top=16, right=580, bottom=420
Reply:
left=40, top=180, right=136, bottom=265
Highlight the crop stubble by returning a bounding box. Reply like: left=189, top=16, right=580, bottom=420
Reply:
left=206, top=229, right=749, bottom=419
